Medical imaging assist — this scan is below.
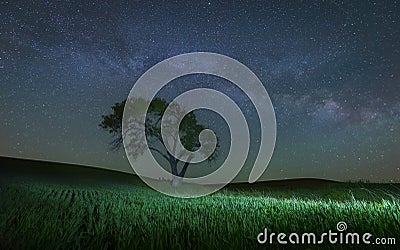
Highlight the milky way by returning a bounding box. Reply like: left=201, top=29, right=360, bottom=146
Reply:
left=1, top=0, right=399, bottom=182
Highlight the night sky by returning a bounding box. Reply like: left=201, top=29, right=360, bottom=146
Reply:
left=1, top=0, right=399, bottom=182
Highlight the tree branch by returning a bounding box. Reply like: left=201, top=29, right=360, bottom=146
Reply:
left=149, top=146, right=170, bottom=162
left=178, top=155, right=193, bottom=177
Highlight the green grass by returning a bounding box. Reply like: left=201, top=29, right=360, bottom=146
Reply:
left=0, top=157, right=399, bottom=249
left=0, top=177, right=399, bottom=249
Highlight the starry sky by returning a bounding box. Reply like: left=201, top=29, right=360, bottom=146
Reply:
left=1, top=0, right=399, bottom=182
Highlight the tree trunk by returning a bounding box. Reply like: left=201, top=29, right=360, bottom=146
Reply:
left=169, top=157, right=181, bottom=187
left=170, top=156, right=193, bottom=187
left=169, top=157, right=178, bottom=176
left=179, top=155, right=193, bottom=178
left=179, top=161, right=190, bottom=177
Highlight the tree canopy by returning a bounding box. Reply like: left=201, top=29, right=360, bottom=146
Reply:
left=100, top=98, right=219, bottom=181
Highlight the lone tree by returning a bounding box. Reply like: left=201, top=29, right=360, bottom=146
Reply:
left=100, top=98, right=219, bottom=184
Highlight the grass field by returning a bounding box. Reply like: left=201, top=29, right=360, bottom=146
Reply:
left=0, top=157, right=399, bottom=249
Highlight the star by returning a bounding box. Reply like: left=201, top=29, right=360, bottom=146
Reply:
left=0, top=0, right=398, bottom=182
